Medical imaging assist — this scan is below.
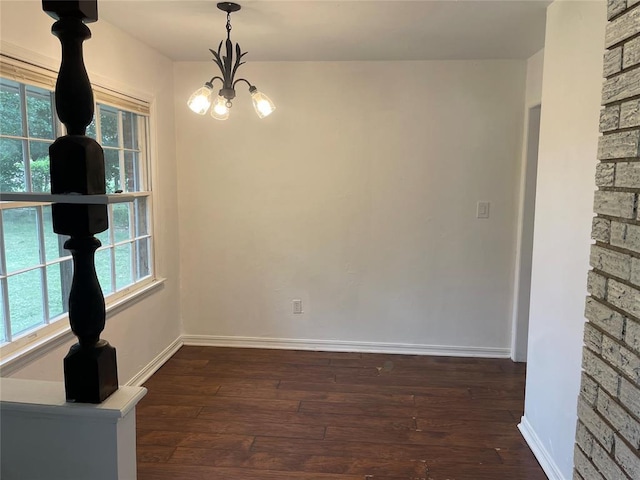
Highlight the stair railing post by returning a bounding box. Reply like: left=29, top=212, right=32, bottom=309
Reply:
left=42, top=0, right=118, bottom=403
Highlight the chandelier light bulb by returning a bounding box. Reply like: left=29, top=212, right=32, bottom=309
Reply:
left=250, top=88, right=276, bottom=119
left=211, top=95, right=230, bottom=120
left=187, top=85, right=213, bottom=115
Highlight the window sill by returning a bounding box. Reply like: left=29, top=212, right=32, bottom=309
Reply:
left=0, top=277, right=166, bottom=376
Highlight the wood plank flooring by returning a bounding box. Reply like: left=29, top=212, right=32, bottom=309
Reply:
left=137, top=346, right=546, bottom=480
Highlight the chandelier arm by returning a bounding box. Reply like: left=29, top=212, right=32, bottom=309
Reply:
left=206, top=76, right=225, bottom=88
left=232, top=78, right=254, bottom=90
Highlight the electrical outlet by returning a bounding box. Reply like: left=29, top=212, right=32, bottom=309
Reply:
left=293, top=299, right=303, bottom=314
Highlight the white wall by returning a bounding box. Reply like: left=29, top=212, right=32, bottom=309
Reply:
left=521, top=1, right=605, bottom=478
left=0, top=1, right=181, bottom=384
left=175, top=60, right=526, bottom=353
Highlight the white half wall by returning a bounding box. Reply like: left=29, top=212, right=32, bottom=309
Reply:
left=175, top=60, right=526, bottom=353
left=522, top=1, right=606, bottom=478
left=0, top=1, right=181, bottom=384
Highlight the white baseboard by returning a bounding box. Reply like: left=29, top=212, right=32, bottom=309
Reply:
left=518, top=415, right=566, bottom=480
left=125, top=336, right=183, bottom=387
left=181, top=335, right=510, bottom=358
left=123, top=333, right=510, bottom=388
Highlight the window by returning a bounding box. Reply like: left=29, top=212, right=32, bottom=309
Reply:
left=0, top=58, right=154, bottom=350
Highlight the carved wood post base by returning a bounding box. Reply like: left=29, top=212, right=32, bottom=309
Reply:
left=64, top=340, right=118, bottom=403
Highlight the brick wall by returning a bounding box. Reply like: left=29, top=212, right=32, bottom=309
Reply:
left=575, top=1, right=640, bottom=479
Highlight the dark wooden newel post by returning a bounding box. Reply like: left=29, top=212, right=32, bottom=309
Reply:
left=43, top=0, right=118, bottom=403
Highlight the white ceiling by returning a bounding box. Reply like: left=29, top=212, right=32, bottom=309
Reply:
left=99, top=0, right=550, bottom=62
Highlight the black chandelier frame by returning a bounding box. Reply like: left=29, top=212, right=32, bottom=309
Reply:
left=205, top=1, right=258, bottom=105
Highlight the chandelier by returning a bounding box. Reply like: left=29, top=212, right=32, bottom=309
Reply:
left=187, top=2, right=275, bottom=120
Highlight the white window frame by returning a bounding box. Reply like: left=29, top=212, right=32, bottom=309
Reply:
left=0, top=53, right=164, bottom=373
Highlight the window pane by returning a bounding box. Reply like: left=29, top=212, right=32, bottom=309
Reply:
left=9, top=269, right=44, bottom=336
left=29, top=140, right=52, bottom=192
left=0, top=79, right=23, bottom=136
left=4, top=207, right=40, bottom=273
left=0, top=282, right=6, bottom=343
left=124, top=151, right=139, bottom=192
left=96, top=226, right=111, bottom=247
left=104, top=148, right=120, bottom=193
left=0, top=137, right=26, bottom=192
left=47, top=260, right=71, bottom=320
left=86, top=116, right=96, bottom=139
left=115, top=243, right=133, bottom=290
left=135, top=197, right=148, bottom=236
left=122, top=111, right=137, bottom=150
left=100, top=106, right=119, bottom=147
left=136, top=238, right=150, bottom=280
left=113, top=203, right=131, bottom=243
left=26, top=85, right=54, bottom=139
left=95, top=248, right=113, bottom=295
left=42, top=206, right=70, bottom=262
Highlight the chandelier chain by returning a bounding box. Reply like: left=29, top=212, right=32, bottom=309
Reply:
left=226, top=12, right=232, bottom=38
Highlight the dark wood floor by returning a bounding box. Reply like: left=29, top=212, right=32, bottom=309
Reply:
left=136, top=346, right=546, bottom=480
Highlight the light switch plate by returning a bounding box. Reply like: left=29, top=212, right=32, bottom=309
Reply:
left=477, top=201, right=490, bottom=219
